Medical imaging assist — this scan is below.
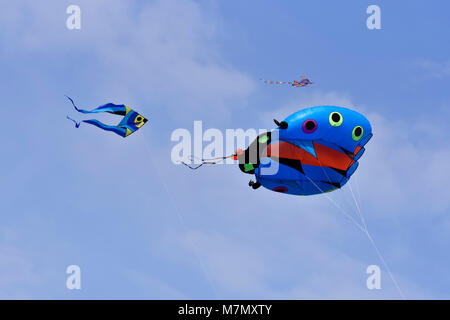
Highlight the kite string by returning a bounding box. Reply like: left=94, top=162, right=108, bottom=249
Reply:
left=347, top=181, right=406, bottom=299
left=316, top=154, right=366, bottom=230
left=141, top=134, right=219, bottom=298
left=313, top=155, right=365, bottom=232
left=347, top=182, right=367, bottom=236
left=314, top=154, right=405, bottom=298
left=304, top=174, right=405, bottom=299
left=353, top=174, right=364, bottom=225
left=303, top=175, right=365, bottom=233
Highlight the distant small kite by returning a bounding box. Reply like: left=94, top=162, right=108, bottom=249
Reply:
left=261, top=76, right=314, bottom=87
left=65, top=96, right=148, bottom=138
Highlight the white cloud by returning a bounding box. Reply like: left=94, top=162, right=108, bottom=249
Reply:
left=126, top=270, right=187, bottom=299
left=358, top=111, right=450, bottom=215
left=415, top=59, right=450, bottom=79
left=0, top=0, right=255, bottom=117
left=180, top=231, right=268, bottom=297
left=175, top=229, right=427, bottom=299
left=0, top=229, right=41, bottom=299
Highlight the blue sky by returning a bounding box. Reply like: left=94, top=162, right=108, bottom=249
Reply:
left=0, top=0, right=449, bottom=299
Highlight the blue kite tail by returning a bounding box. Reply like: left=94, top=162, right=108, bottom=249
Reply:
left=65, top=95, right=128, bottom=115
left=67, top=116, right=81, bottom=128
left=65, top=95, right=83, bottom=113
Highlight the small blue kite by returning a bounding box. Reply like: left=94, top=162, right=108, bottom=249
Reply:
left=65, top=96, right=148, bottom=138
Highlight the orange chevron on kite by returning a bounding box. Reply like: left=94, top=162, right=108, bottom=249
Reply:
left=264, top=141, right=355, bottom=171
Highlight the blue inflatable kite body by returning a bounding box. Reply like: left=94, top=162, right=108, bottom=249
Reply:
left=238, top=106, right=373, bottom=195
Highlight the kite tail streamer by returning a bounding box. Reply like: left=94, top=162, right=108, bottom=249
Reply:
left=66, top=116, right=81, bottom=128
left=260, top=78, right=291, bottom=85
left=65, top=95, right=115, bottom=114
left=180, top=149, right=243, bottom=170
left=65, top=95, right=85, bottom=113
left=180, top=155, right=231, bottom=170
left=180, top=160, right=220, bottom=170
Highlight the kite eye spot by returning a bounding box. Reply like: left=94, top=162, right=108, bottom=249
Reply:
left=302, top=119, right=317, bottom=133
left=258, top=135, right=269, bottom=144
left=273, top=186, right=288, bottom=193
left=136, top=116, right=142, bottom=122
left=352, top=126, right=363, bottom=141
left=329, top=112, right=343, bottom=127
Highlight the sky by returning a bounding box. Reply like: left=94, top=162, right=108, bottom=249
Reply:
left=0, top=0, right=449, bottom=299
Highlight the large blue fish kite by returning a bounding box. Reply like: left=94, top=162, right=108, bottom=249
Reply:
left=66, top=96, right=148, bottom=138
left=183, top=106, right=372, bottom=196
left=239, top=106, right=372, bottom=195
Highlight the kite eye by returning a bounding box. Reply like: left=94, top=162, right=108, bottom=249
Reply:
left=302, top=119, right=317, bottom=133
left=352, top=126, right=363, bottom=141
left=136, top=116, right=143, bottom=122
left=329, top=112, right=343, bottom=127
